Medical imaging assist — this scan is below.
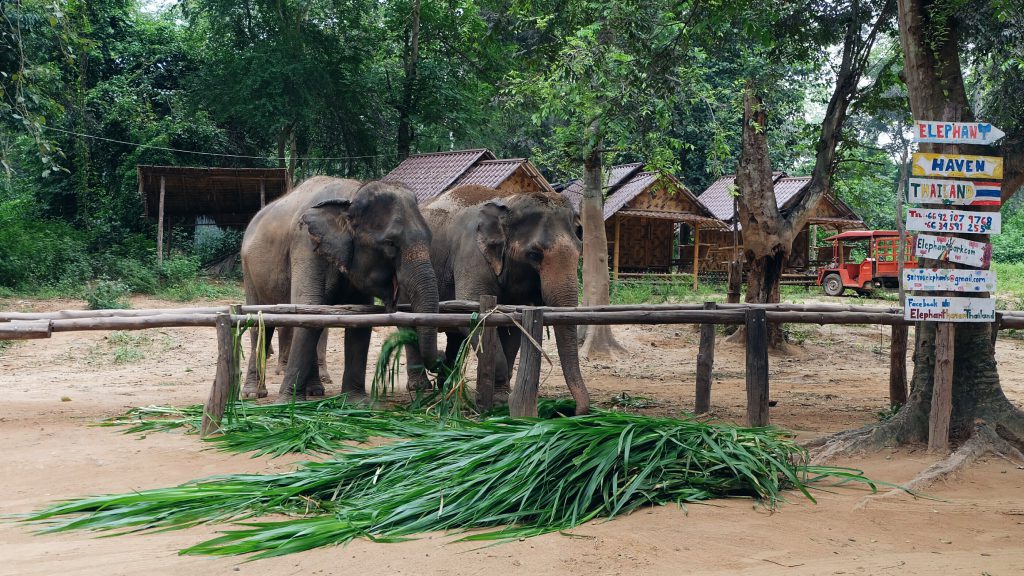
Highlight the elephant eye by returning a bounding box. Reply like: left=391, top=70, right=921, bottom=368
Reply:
left=526, top=249, right=543, bottom=263
left=575, top=224, right=583, bottom=240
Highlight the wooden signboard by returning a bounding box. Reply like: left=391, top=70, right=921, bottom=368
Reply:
left=912, top=153, right=1004, bottom=179
left=906, top=207, right=1000, bottom=234
left=908, top=178, right=1002, bottom=206
left=904, top=296, right=996, bottom=322
left=913, top=233, right=992, bottom=268
left=902, top=269, right=996, bottom=293
left=914, top=121, right=1005, bottom=145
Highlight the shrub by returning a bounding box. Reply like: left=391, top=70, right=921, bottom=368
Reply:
left=158, top=255, right=200, bottom=287
left=83, top=278, right=131, bottom=310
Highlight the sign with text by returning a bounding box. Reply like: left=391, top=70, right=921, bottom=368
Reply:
left=902, top=269, right=996, bottom=293
left=913, top=234, right=991, bottom=268
left=907, top=178, right=1002, bottom=206
left=904, top=296, right=996, bottom=322
left=914, top=121, right=1005, bottom=145
left=912, top=153, right=1004, bottom=179
left=906, top=207, right=1000, bottom=234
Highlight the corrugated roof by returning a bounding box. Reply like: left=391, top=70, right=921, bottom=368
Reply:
left=382, top=149, right=495, bottom=202
left=696, top=172, right=789, bottom=221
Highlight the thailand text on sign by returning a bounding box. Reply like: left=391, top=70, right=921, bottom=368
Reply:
left=902, top=268, right=996, bottom=292
left=907, top=178, right=1002, bottom=206
left=904, top=296, right=996, bottom=323
left=913, top=233, right=991, bottom=268
left=914, top=121, right=1005, bottom=145
left=906, top=208, right=1000, bottom=234
left=911, top=153, right=1004, bottom=179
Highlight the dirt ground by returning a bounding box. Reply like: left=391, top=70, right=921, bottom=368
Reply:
left=1, top=295, right=1023, bottom=576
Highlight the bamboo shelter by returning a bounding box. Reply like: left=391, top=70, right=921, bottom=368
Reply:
left=382, top=149, right=554, bottom=203
left=138, top=166, right=291, bottom=263
left=561, top=164, right=725, bottom=287
left=696, top=173, right=865, bottom=274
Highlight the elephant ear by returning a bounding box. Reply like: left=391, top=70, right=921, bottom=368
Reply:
left=476, top=200, right=509, bottom=277
left=300, top=198, right=354, bottom=274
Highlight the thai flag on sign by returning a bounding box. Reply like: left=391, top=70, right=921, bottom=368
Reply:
left=972, top=181, right=1002, bottom=205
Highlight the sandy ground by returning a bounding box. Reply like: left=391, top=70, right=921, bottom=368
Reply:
left=1, top=295, right=1023, bottom=576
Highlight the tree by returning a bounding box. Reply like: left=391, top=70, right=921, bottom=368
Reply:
left=814, top=0, right=1024, bottom=474
left=734, top=0, right=896, bottom=345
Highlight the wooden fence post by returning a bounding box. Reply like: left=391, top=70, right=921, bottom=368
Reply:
left=508, top=308, right=544, bottom=418
left=475, top=295, right=498, bottom=411
left=929, top=323, right=955, bottom=452
left=695, top=301, right=716, bottom=414
left=727, top=261, right=742, bottom=304
left=201, top=308, right=239, bottom=436
left=889, top=323, right=908, bottom=407
left=745, top=308, right=769, bottom=427
left=991, top=312, right=1002, bottom=347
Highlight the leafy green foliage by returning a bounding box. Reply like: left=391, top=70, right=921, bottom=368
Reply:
left=30, top=410, right=881, bottom=558
left=83, top=278, right=131, bottom=310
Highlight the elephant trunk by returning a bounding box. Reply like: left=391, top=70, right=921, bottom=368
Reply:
left=401, top=247, right=439, bottom=369
left=541, top=264, right=590, bottom=415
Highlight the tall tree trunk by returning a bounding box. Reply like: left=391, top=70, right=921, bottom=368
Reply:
left=883, top=0, right=1024, bottom=447
left=579, top=121, right=624, bottom=359
left=396, top=0, right=421, bottom=161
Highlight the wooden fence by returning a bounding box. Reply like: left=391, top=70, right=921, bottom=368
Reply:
left=3, top=301, right=1023, bottom=441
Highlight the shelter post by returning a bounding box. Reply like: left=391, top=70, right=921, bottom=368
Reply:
left=692, top=223, right=700, bottom=290
left=613, top=215, right=621, bottom=281
left=260, top=180, right=266, bottom=208
left=157, top=176, right=165, bottom=265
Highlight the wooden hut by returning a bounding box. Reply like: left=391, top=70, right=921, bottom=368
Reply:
left=561, top=164, right=725, bottom=284
left=696, top=173, right=865, bottom=273
left=382, top=149, right=553, bottom=203
left=138, top=165, right=291, bottom=263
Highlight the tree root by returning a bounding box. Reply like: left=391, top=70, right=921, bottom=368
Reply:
left=806, top=422, right=895, bottom=464
left=853, top=424, right=1024, bottom=508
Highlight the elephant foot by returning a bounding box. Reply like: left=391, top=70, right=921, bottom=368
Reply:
left=242, top=381, right=268, bottom=399
left=274, top=362, right=286, bottom=376
left=307, top=383, right=326, bottom=397
left=406, top=372, right=433, bottom=392
left=493, top=387, right=511, bottom=406
left=275, top=392, right=307, bottom=404
left=319, top=369, right=334, bottom=386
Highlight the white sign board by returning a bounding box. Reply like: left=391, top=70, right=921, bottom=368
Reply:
left=906, top=208, right=1000, bottom=234
left=907, top=178, right=1002, bottom=206
left=913, top=234, right=991, bottom=268
left=912, top=153, right=1004, bottom=179
left=914, top=121, right=1005, bottom=145
left=902, top=268, right=996, bottom=293
left=904, top=296, right=996, bottom=322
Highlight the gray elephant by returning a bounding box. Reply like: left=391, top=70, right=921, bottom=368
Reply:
left=241, top=177, right=439, bottom=400
left=406, top=185, right=591, bottom=415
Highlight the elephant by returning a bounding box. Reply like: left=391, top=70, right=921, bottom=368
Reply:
left=405, top=185, right=591, bottom=415
left=241, top=177, right=439, bottom=400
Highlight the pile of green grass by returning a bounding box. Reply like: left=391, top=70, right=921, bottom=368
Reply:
left=29, top=411, right=877, bottom=559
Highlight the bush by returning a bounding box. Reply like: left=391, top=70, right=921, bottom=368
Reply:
left=83, top=278, right=131, bottom=310
left=0, top=217, right=92, bottom=291
left=158, top=255, right=200, bottom=287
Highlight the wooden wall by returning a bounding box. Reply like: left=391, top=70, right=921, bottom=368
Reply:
left=606, top=216, right=675, bottom=272
left=495, top=167, right=549, bottom=195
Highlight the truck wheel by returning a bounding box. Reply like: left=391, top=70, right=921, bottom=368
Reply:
left=822, top=274, right=844, bottom=297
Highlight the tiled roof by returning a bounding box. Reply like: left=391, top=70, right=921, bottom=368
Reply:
left=560, top=180, right=584, bottom=212
left=383, top=149, right=495, bottom=202
left=453, top=159, right=524, bottom=189
left=697, top=172, right=789, bottom=221
left=774, top=176, right=811, bottom=207
left=607, top=163, right=644, bottom=190
left=603, top=172, right=659, bottom=219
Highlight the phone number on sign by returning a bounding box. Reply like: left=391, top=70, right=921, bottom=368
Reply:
left=917, top=213, right=996, bottom=233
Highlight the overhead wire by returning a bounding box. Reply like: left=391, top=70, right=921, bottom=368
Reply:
left=40, top=125, right=386, bottom=162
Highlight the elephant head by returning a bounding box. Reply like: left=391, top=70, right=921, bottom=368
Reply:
left=476, top=191, right=590, bottom=414
left=300, top=181, right=439, bottom=369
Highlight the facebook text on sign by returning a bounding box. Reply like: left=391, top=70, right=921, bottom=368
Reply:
left=907, top=178, right=1001, bottom=206
left=914, top=121, right=1005, bottom=145
left=911, top=153, right=1004, bottom=179
left=913, top=234, right=991, bottom=268
left=904, top=296, right=996, bottom=323
left=906, top=208, right=1000, bottom=234
left=902, top=269, right=996, bottom=292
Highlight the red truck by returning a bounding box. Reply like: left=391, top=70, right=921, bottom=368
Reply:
left=815, top=230, right=917, bottom=296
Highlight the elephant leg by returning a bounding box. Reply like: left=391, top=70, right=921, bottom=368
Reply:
left=495, top=327, right=521, bottom=401
left=308, top=329, right=331, bottom=396
left=275, top=327, right=292, bottom=376
left=340, top=326, right=371, bottom=397
left=404, top=337, right=433, bottom=391
left=243, top=325, right=274, bottom=399
left=445, top=327, right=469, bottom=366
left=277, top=327, right=322, bottom=400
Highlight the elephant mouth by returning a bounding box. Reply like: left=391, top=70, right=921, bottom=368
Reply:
left=385, top=277, right=399, bottom=313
